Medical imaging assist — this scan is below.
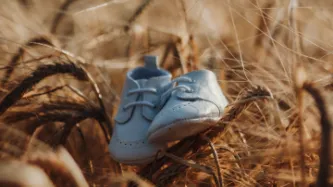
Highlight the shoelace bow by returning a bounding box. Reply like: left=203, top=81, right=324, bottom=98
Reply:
left=123, top=77, right=193, bottom=110
left=159, top=76, right=193, bottom=107
left=123, top=88, right=157, bottom=110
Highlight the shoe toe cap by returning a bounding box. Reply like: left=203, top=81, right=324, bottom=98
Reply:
left=148, top=100, right=220, bottom=138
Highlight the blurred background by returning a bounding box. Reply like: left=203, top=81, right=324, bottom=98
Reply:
left=0, top=0, right=332, bottom=186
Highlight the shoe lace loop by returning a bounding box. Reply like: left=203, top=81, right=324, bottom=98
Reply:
left=123, top=88, right=157, bottom=110
left=159, top=77, right=193, bottom=107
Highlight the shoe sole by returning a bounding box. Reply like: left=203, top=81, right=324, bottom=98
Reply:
left=148, top=116, right=221, bottom=143
left=109, top=153, right=156, bottom=165
left=109, top=148, right=165, bottom=165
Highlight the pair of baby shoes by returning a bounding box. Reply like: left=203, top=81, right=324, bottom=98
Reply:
left=108, top=56, right=228, bottom=164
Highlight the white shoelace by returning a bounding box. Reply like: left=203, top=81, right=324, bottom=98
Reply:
left=159, top=77, right=193, bottom=107
left=123, top=88, right=157, bottom=110
left=123, top=77, right=193, bottom=110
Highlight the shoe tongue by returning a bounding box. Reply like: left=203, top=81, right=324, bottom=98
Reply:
left=140, top=75, right=171, bottom=121
left=136, top=79, right=148, bottom=87
left=114, top=75, right=171, bottom=124
left=137, top=75, right=170, bottom=88
left=115, top=56, right=171, bottom=124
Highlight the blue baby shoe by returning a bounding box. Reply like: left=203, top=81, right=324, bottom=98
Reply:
left=147, top=69, right=228, bottom=143
left=109, top=56, right=170, bottom=164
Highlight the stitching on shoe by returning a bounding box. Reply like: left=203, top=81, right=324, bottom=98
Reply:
left=149, top=116, right=221, bottom=141
left=162, top=100, right=215, bottom=115
left=171, top=102, right=192, bottom=111
left=151, top=113, right=221, bottom=135
left=113, top=135, right=149, bottom=148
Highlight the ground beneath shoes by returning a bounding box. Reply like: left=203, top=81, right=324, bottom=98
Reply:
left=108, top=56, right=170, bottom=164
left=147, top=69, right=228, bottom=143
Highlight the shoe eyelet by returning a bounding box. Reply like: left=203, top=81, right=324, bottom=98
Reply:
left=186, top=89, right=193, bottom=93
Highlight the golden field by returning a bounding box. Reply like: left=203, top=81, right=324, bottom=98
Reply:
left=0, top=0, right=332, bottom=186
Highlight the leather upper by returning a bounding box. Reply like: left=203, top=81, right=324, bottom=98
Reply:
left=114, top=73, right=171, bottom=123
left=147, top=69, right=228, bottom=138
left=109, top=56, right=229, bottom=162
left=174, top=70, right=228, bottom=113
left=109, top=56, right=170, bottom=164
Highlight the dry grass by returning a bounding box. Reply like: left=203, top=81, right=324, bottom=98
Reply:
left=0, top=0, right=332, bottom=186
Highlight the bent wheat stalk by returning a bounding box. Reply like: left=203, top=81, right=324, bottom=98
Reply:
left=1, top=36, right=55, bottom=87
left=303, top=82, right=332, bottom=187
left=201, top=134, right=223, bottom=187
left=0, top=58, right=113, bottom=139
left=0, top=61, right=88, bottom=116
